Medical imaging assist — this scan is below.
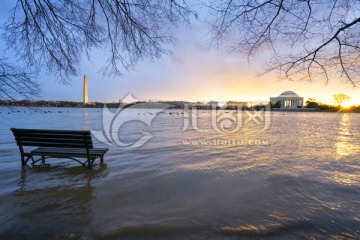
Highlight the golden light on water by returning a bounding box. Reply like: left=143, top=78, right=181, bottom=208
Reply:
left=335, top=114, right=353, bottom=157
left=334, top=173, right=360, bottom=186
left=334, top=114, right=360, bottom=186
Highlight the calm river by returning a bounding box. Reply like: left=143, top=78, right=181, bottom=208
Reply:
left=0, top=107, right=359, bottom=239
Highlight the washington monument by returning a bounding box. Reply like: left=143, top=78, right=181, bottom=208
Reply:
left=83, top=74, right=88, bottom=104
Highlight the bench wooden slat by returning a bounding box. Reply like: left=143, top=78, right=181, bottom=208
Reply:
left=12, top=128, right=91, bottom=134
left=31, top=147, right=108, bottom=152
left=15, top=137, right=93, bottom=145
left=32, top=147, right=108, bottom=156
left=14, top=133, right=92, bottom=139
left=20, top=141, right=92, bottom=148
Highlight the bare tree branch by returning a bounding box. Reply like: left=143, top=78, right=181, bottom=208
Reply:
left=208, top=0, right=360, bottom=85
left=0, top=58, right=40, bottom=100
left=1, top=0, right=196, bottom=100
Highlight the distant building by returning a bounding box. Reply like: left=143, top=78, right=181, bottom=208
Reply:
left=191, top=102, right=209, bottom=109
left=190, top=101, right=219, bottom=109
left=207, top=101, right=219, bottom=108
left=226, top=101, right=249, bottom=109
left=156, top=101, right=190, bottom=109
left=270, top=91, right=304, bottom=108
left=83, top=74, right=88, bottom=104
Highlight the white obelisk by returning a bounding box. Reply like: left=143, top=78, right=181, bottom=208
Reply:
left=83, top=74, right=88, bottom=104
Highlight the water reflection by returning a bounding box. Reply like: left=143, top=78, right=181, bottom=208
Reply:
left=335, top=114, right=356, bottom=158
left=334, top=114, right=360, bottom=186
left=1, top=165, right=108, bottom=238
left=334, top=172, right=359, bottom=186
left=83, top=109, right=89, bottom=129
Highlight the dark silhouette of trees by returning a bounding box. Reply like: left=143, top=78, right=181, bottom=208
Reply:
left=209, top=0, right=360, bottom=85
left=333, top=93, right=351, bottom=107
left=305, top=98, right=319, bottom=108
left=1, top=0, right=196, bottom=100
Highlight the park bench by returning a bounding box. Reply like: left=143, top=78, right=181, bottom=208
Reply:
left=11, top=128, right=108, bottom=169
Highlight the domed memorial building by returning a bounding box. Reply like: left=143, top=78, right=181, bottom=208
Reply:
left=270, top=91, right=304, bottom=108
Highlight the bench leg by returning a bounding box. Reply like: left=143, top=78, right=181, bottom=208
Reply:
left=87, top=158, right=92, bottom=169
left=41, top=156, right=45, bottom=164
left=20, top=155, right=26, bottom=166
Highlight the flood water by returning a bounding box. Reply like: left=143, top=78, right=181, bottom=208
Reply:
left=0, top=107, right=359, bottom=239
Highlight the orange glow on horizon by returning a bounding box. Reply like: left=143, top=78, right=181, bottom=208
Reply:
left=341, top=100, right=357, bottom=108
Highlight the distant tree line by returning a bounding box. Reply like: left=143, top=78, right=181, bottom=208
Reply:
left=0, top=100, right=192, bottom=109
left=305, top=93, right=360, bottom=112
left=0, top=99, right=106, bottom=108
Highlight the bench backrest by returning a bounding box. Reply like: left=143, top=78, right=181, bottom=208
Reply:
left=11, top=128, right=94, bottom=149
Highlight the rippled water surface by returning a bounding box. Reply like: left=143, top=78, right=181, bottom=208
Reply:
left=0, top=107, right=359, bottom=239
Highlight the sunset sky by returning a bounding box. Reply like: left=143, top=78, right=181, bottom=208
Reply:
left=1, top=1, right=360, bottom=105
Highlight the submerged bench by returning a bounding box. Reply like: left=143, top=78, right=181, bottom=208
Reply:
left=11, top=128, right=108, bottom=169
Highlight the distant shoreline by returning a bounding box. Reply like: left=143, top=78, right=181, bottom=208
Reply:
left=1, top=100, right=360, bottom=113
left=271, top=108, right=360, bottom=113
left=1, top=104, right=359, bottom=113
